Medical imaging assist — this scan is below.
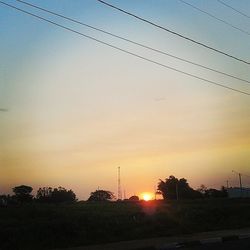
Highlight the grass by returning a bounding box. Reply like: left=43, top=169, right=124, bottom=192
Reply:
left=1, top=198, right=250, bottom=249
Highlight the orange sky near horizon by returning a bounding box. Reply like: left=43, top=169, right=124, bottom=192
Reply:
left=1, top=0, right=250, bottom=200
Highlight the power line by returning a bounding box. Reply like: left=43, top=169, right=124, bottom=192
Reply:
left=96, top=0, right=250, bottom=66
left=217, top=0, right=250, bottom=19
left=15, top=0, right=250, bottom=85
left=179, top=0, right=250, bottom=36
left=1, top=1, right=250, bottom=96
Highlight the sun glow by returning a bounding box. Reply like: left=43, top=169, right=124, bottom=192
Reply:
left=141, top=192, right=153, bottom=201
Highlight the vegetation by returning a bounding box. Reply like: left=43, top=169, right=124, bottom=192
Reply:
left=197, top=184, right=228, bottom=198
left=158, top=176, right=227, bottom=200
left=128, top=195, right=140, bottom=201
left=12, top=185, right=33, bottom=203
left=36, top=187, right=77, bottom=203
left=1, top=199, right=250, bottom=250
left=88, top=190, right=115, bottom=201
left=158, top=176, right=202, bottom=200
left=0, top=176, right=243, bottom=250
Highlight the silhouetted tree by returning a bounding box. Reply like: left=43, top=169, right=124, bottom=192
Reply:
left=0, top=194, right=18, bottom=206
left=158, top=176, right=178, bottom=200
left=0, top=195, right=8, bottom=207
left=36, top=187, right=53, bottom=202
left=51, top=187, right=77, bottom=203
left=197, top=184, right=208, bottom=195
left=128, top=195, right=139, bottom=202
left=204, top=186, right=228, bottom=198
left=36, top=187, right=77, bottom=203
left=158, top=176, right=202, bottom=200
left=88, top=190, right=115, bottom=201
left=12, top=185, right=33, bottom=203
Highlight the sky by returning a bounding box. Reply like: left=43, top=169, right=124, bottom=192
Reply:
left=0, top=0, right=250, bottom=200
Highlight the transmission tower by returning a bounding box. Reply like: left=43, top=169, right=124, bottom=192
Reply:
left=118, top=166, right=122, bottom=200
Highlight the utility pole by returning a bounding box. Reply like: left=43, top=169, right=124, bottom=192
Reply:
left=226, top=180, right=229, bottom=189
left=232, top=170, right=243, bottom=197
left=239, top=173, right=242, bottom=192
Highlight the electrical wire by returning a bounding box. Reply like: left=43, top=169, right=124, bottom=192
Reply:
left=179, top=0, right=250, bottom=36
left=1, top=1, right=250, bottom=96
left=217, top=0, right=250, bottom=19
left=96, top=0, right=250, bottom=66
left=14, top=0, right=250, bottom=85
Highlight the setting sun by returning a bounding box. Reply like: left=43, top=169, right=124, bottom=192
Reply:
left=141, top=193, right=154, bottom=201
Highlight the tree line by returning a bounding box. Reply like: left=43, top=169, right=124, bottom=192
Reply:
left=0, top=186, right=77, bottom=205
left=158, top=176, right=227, bottom=200
left=0, top=185, right=118, bottom=205
left=0, top=175, right=228, bottom=206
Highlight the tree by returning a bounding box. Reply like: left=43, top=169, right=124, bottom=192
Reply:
left=204, top=186, right=228, bottom=198
left=13, top=185, right=33, bottom=202
left=0, top=195, right=18, bottom=206
left=158, top=176, right=202, bottom=200
left=36, top=187, right=53, bottom=202
left=196, top=185, right=228, bottom=198
left=51, top=187, right=77, bottom=203
left=0, top=195, right=8, bottom=207
left=197, top=184, right=208, bottom=195
left=88, top=190, right=115, bottom=201
left=158, top=176, right=178, bottom=200
left=36, top=187, right=77, bottom=203
left=128, top=195, right=139, bottom=202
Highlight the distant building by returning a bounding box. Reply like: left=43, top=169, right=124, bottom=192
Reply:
left=227, top=187, right=250, bottom=198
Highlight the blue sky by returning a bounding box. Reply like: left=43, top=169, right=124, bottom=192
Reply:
left=1, top=0, right=250, bottom=199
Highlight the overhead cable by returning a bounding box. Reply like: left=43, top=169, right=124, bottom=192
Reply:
left=15, top=0, right=250, bottom=85
left=1, top=1, right=249, bottom=96
left=96, top=0, right=250, bottom=66
left=179, top=0, right=250, bottom=36
left=217, top=0, right=250, bottom=19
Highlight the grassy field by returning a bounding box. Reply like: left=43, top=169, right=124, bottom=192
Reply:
left=1, top=198, right=250, bottom=250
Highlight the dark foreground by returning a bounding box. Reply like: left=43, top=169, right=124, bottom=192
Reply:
left=181, top=238, right=250, bottom=250
left=1, top=198, right=250, bottom=250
